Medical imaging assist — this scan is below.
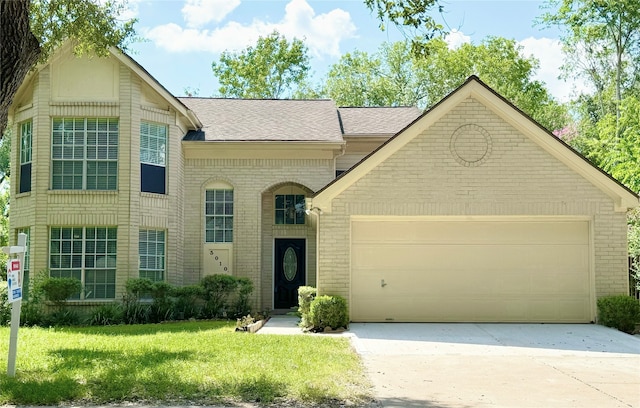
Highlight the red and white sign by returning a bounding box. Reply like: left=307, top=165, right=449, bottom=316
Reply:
left=7, top=259, right=22, bottom=303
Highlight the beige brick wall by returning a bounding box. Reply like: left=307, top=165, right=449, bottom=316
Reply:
left=317, top=98, right=629, bottom=301
left=9, top=53, right=187, bottom=300
left=182, top=157, right=333, bottom=310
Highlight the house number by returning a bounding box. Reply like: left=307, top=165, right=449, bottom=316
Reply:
left=209, top=249, right=229, bottom=272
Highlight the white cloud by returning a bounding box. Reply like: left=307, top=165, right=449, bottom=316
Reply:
left=445, top=29, right=471, bottom=50
left=518, top=37, right=588, bottom=102
left=182, top=0, right=240, bottom=28
left=145, top=0, right=356, bottom=58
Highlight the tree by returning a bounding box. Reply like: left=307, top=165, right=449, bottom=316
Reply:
left=0, top=0, right=137, bottom=136
left=579, top=95, right=640, bottom=193
left=212, top=31, right=311, bottom=99
left=364, top=0, right=445, bottom=55
left=323, top=38, right=569, bottom=132
left=323, top=41, right=430, bottom=107
left=539, top=0, right=640, bottom=124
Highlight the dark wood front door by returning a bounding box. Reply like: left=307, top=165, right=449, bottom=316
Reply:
left=274, top=239, right=306, bottom=309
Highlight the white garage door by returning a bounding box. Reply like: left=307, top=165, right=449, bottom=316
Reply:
left=351, top=218, right=592, bottom=323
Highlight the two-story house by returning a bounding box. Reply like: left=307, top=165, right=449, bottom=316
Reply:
left=8, top=43, right=637, bottom=322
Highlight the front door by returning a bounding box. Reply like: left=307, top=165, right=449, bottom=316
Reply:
left=274, top=238, right=306, bottom=309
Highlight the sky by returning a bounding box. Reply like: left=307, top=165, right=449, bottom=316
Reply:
left=123, top=0, right=581, bottom=102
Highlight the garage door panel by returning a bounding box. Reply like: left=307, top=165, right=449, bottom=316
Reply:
left=352, top=220, right=589, bottom=245
left=352, top=244, right=588, bottom=272
left=351, top=219, right=592, bottom=323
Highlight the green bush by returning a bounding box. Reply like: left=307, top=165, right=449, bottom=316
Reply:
left=122, top=295, right=150, bottom=324
left=125, top=278, right=155, bottom=300
left=40, top=277, right=82, bottom=307
left=308, top=295, right=348, bottom=331
left=297, top=286, right=317, bottom=328
left=229, top=277, right=254, bottom=319
left=148, top=281, right=175, bottom=323
left=0, top=286, right=11, bottom=325
left=20, top=270, right=48, bottom=326
left=21, top=300, right=46, bottom=326
left=201, top=274, right=239, bottom=318
left=89, top=303, right=124, bottom=325
left=597, top=295, right=640, bottom=334
left=44, top=309, right=82, bottom=326
left=173, top=285, right=204, bottom=319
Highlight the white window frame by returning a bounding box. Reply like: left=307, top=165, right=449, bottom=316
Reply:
left=205, top=189, right=233, bottom=243
left=139, top=229, right=166, bottom=281
left=51, top=118, right=118, bottom=190
left=49, top=227, right=117, bottom=299
left=140, top=121, right=167, bottom=166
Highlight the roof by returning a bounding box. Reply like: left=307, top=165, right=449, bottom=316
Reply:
left=311, top=76, right=639, bottom=213
left=178, top=98, right=344, bottom=142
left=338, top=106, right=422, bottom=136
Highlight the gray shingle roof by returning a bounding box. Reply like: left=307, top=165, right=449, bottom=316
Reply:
left=338, top=106, right=422, bottom=136
left=178, top=98, right=344, bottom=142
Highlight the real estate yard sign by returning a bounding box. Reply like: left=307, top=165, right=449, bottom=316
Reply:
left=6, top=259, right=22, bottom=303
left=2, top=233, right=27, bottom=377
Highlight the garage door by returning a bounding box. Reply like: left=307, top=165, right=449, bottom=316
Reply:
left=351, top=218, right=592, bottom=323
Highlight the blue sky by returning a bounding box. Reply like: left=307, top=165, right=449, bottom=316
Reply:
left=123, top=0, right=580, bottom=101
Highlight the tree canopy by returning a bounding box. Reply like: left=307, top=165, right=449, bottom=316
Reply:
left=539, top=0, right=640, bottom=118
left=323, top=37, right=569, bottom=133
left=211, top=31, right=311, bottom=99
left=0, top=0, right=137, bottom=136
left=363, top=0, right=445, bottom=55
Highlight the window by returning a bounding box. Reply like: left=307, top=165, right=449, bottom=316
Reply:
left=49, top=227, right=117, bottom=299
left=51, top=118, right=118, bottom=190
left=16, top=228, right=30, bottom=299
left=275, top=194, right=305, bottom=224
left=140, top=122, right=166, bottom=194
left=19, top=121, right=32, bottom=193
left=139, top=229, right=165, bottom=281
left=205, top=189, right=233, bottom=242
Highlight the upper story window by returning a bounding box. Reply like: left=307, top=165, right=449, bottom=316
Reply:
left=275, top=194, right=305, bottom=224
left=205, top=189, right=233, bottom=243
left=140, top=122, right=167, bottom=194
left=51, top=118, right=118, bottom=190
left=19, top=121, right=32, bottom=193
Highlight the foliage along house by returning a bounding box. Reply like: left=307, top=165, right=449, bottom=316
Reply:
left=7, top=43, right=638, bottom=322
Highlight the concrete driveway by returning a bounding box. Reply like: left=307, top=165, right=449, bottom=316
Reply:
left=347, top=323, right=640, bottom=408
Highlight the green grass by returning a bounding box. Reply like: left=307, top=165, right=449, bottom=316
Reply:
left=0, top=321, right=372, bottom=406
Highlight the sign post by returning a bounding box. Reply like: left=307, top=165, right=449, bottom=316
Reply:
left=2, top=233, right=26, bottom=377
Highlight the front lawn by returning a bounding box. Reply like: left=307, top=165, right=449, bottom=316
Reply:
left=0, top=321, right=372, bottom=406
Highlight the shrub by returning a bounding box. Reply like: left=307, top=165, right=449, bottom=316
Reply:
left=122, top=294, right=150, bottom=324
left=201, top=274, right=239, bottom=318
left=40, top=277, right=82, bottom=307
left=597, top=295, right=640, bottom=334
left=89, top=303, right=124, bottom=325
left=44, top=309, right=82, bottom=326
left=0, top=286, right=11, bottom=325
left=125, top=278, right=155, bottom=300
left=20, top=270, right=48, bottom=326
left=148, top=281, right=175, bottom=323
left=297, top=286, right=317, bottom=328
left=21, top=300, right=46, bottom=326
left=308, top=295, right=348, bottom=331
left=173, top=285, right=204, bottom=319
left=229, top=277, right=253, bottom=319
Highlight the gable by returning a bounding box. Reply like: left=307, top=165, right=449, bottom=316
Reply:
left=49, top=45, right=120, bottom=102
left=311, top=77, right=639, bottom=213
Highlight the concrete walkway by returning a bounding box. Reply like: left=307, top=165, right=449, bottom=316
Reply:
left=259, top=317, right=640, bottom=408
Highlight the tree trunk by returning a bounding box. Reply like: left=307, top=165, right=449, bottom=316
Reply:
left=0, top=0, right=41, bottom=137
